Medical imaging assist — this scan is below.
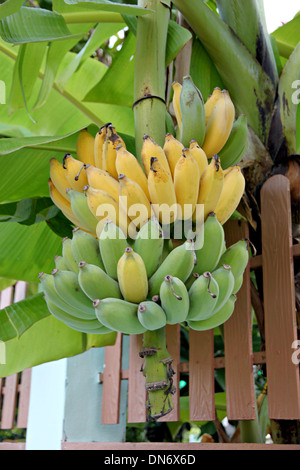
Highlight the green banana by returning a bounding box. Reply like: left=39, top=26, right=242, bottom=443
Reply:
left=99, top=220, right=128, bottom=280
left=216, top=239, right=249, bottom=281
left=78, top=261, right=121, bottom=301
left=211, top=264, right=235, bottom=313
left=137, top=301, right=167, bottom=331
left=148, top=239, right=196, bottom=298
left=233, top=273, right=244, bottom=294
left=62, top=237, right=79, bottom=273
left=187, top=271, right=219, bottom=321
left=218, top=115, right=248, bottom=169
left=179, top=75, right=206, bottom=147
left=188, top=294, right=236, bottom=331
left=67, top=188, right=98, bottom=235
left=54, top=255, right=69, bottom=271
left=159, top=275, right=189, bottom=324
left=45, top=297, right=112, bottom=334
left=39, top=272, right=91, bottom=320
left=185, top=272, right=200, bottom=290
left=52, top=268, right=96, bottom=319
left=133, top=218, right=164, bottom=278
left=94, top=298, right=146, bottom=335
left=71, top=227, right=104, bottom=269
left=193, top=212, right=225, bottom=276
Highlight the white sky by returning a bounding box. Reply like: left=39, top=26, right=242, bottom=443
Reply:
left=263, top=0, right=299, bottom=32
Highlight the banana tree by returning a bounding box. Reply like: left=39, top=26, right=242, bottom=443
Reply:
left=0, top=0, right=299, bottom=442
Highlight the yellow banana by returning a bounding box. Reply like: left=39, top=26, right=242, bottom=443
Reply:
left=172, top=81, right=182, bottom=135
left=84, top=185, right=132, bottom=238
left=141, top=134, right=171, bottom=178
left=147, top=157, right=177, bottom=225
left=202, top=89, right=235, bottom=158
left=118, top=174, right=151, bottom=229
left=174, top=148, right=200, bottom=220
left=189, top=140, right=208, bottom=178
left=163, top=133, right=184, bottom=179
left=49, top=158, right=71, bottom=201
left=85, top=164, right=119, bottom=201
left=102, top=124, right=125, bottom=179
left=76, top=128, right=95, bottom=166
left=63, top=154, right=88, bottom=192
left=204, top=87, right=222, bottom=125
left=117, top=246, right=149, bottom=303
left=214, top=165, right=245, bottom=225
left=115, top=145, right=150, bottom=200
left=48, top=179, right=82, bottom=228
left=194, top=155, right=224, bottom=221
left=94, top=123, right=109, bottom=169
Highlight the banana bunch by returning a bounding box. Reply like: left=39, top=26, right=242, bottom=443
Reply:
left=40, top=212, right=249, bottom=335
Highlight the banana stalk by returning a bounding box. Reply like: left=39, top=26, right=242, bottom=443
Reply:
left=141, top=327, right=175, bottom=420
left=133, top=0, right=170, bottom=164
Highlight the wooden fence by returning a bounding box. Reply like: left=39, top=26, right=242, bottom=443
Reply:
left=1, top=174, right=300, bottom=450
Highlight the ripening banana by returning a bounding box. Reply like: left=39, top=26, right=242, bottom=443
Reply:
left=49, top=158, right=71, bottom=201
left=76, top=128, right=95, bottom=166
left=187, top=271, right=219, bottom=321
left=147, top=157, right=177, bottom=225
left=174, top=148, right=200, bottom=220
left=148, top=239, right=196, bottom=298
left=54, top=255, right=68, bottom=271
left=218, top=115, right=248, bottom=169
left=62, top=236, right=79, bottom=273
left=84, top=185, right=131, bottom=238
left=71, top=227, right=104, bottom=269
left=216, top=239, right=249, bottom=289
left=188, top=294, right=236, bottom=331
left=204, top=87, right=222, bottom=125
left=39, top=272, right=91, bottom=320
left=133, top=218, right=164, bottom=278
left=179, top=75, right=206, bottom=148
left=101, top=124, right=125, bottom=179
left=159, top=275, right=189, bottom=324
left=45, top=297, right=111, bottom=334
left=78, top=261, right=122, bottom=301
left=193, top=155, right=224, bottom=221
left=211, top=264, right=235, bottom=313
left=118, top=174, right=151, bottom=229
left=99, top=220, right=128, bottom=280
left=137, top=301, right=167, bottom=331
left=202, top=89, right=235, bottom=158
left=52, top=268, right=96, bottom=318
left=115, top=145, right=150, bottom=200
left=172, top=81, right=182, bottom=136
left=67, top=188, right=98, bottom=235
left=193, top=212, right=225, bottom=276
left=48, top=180, right=83, bottom=228
left=94, top=124, right=109, bottom=169
left=117, top=247, right=149, bottom=303
left=141, top=134, right=171, bottom=177
left=163, top=133, right=184, bottom=178
left=232, top=273, right=244, bottom=295
left=189, top=140, right=208, bottom=177
left=94, top=298, right=146, bottom=335
left=85, top=164, right=120, bottom=201
left=63, top=154, right=88, bottom=192
left=214, top=165, right=246, bottom=225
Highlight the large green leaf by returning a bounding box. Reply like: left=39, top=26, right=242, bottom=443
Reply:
left=0, top=6, right=84, bottom=44
left=271, top=14, right=300, bottom=59
left=64, top=0, right=153, bottom=16
left=0, top=312, right=117, bottom=378
left=0, top=0, right=23, bottom=21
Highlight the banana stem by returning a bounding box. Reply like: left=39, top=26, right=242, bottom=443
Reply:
left=134, top=0, right=171, bottom=164
left=141, top=326, right=175, bottom=420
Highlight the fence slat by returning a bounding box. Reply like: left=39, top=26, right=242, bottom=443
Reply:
left=223, top=219, right=256, bottom=420
left=17, top=369, right=32, bottom=429
left=101, top=332, right=122, bottom=424
left=261, top=175, right=300, bottom=419
left=0, top=286, right=14, bottom=309
left=127, top=334, right=146, bottom=423
left=189, top=329, right=215, bottom=421
left=1, top=374, right=18, bottom=429
left=159, top=324, right=181, bottom=422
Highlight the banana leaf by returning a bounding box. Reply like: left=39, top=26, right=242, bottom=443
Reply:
left=0, top=0, right=23, bottom=21
left=271, top=13, right=300, bottom=59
